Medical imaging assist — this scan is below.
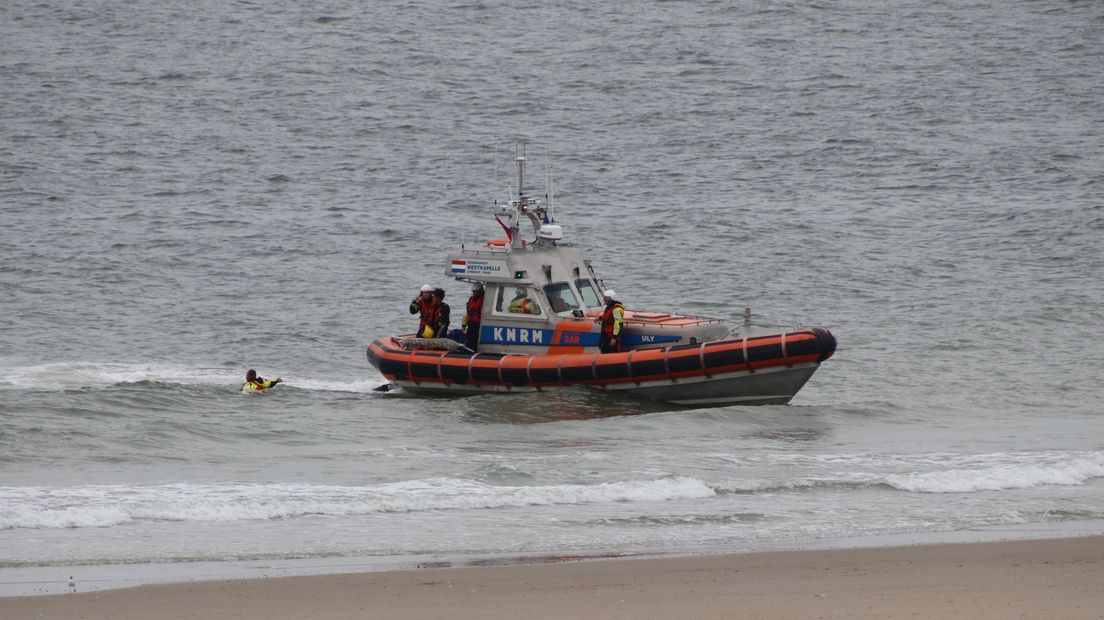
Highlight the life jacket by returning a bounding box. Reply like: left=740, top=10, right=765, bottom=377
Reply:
left=410, top=295, right=434, bottom=332
left=600, top=301, right=624, bottom=336
left=509, top=296, right=536, bottom=314
left=430, top=301, right=450, bottom=334
left=241, top=378, right=275, bottom=393
left=465, top=293, right=483, bottom=325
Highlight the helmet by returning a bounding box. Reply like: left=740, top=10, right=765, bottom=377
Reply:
left=433, top=287, right=445, bottom=298
left=604, top=290, right=616, bottom=299
left=245, top=369, right=257, bottom=381
left=471, top=282, right=484, bottom=291
left=420, top=284, right=432, bottom=292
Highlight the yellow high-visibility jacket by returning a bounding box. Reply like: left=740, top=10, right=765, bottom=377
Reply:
left=240, top=378, right=278, bottom=393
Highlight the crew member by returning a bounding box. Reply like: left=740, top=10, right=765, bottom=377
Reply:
left=241, top=369, right=283, bottom=393
left=463, top=282, right=484, bottom=351
left=509, top=288, right=540, bottom=314
left=599, top=290, right=624, bottom=353
left=409, top=284, right=434, bottom=337
left=429, top=287, right=450, bottom=340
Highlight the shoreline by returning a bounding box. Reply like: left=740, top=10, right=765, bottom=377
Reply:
left=4, top=521, right=1104, bottom=619
left=4, top=534, right=1104, bottom=619
left=4, top=519, right=1102, bottom=598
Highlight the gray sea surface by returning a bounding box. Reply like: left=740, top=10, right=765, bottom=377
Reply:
left=2, top=0, right=1103, bottom=596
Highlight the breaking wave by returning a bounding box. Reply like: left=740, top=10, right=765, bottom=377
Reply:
left=884, top=455, right=1104, bottom=493
left=0, top=476, right=715, bottom=530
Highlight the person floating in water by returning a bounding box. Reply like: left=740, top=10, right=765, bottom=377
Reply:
left=241, top=369, right=283, bottom=393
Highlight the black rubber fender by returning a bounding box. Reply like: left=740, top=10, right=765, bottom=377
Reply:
left=811, top=328, right=837, bottom=362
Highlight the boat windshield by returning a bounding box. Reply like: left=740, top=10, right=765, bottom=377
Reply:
left=544, top=282, right=580, bottom=314
left=575, top=279, right=602, bottom=308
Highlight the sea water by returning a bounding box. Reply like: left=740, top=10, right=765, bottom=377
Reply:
left=2, top=0, right=1103, bottom=596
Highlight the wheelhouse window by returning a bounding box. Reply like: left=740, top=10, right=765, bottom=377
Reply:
left=494, top=285, right=543, bottom=316
left=575, top=279, right=602, bottom=308
left=543, top=282, right=580, bottom=314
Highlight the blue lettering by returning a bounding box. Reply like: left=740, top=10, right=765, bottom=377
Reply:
left=506, top=328, right=516, bottom=342
left=531, top=330, right=543, bottom=344
left=493, top=327, right=504, bottom=341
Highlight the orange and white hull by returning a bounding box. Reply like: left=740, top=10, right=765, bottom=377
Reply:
left=367, top=328, right=836, bottom=406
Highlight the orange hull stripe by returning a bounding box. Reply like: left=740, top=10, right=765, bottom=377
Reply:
left=368, top=330, right=833, bottom=387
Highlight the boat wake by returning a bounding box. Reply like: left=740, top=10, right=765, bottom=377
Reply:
left=0, top=361, right=383, bottom=394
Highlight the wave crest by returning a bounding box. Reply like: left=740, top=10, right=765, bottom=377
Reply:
left=0, top=476, right=715, bottom=530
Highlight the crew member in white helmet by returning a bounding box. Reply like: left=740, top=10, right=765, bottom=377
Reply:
left=463, top=282, right=485, bottom=351
left=599, top=290, right=624, bottom=353
left=409, top=284, right=434, bottom=337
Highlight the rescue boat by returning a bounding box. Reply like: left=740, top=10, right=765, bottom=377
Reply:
left=367, top=155, right=836, bottom=406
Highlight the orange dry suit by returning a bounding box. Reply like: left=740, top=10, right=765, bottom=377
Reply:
left=409, top=294, right=434, bottom=337
left=463, top=291, right=484, bottom=351
left=599, top=300, right=624, bottom=353
left=429, top=300, right=450, bottom=340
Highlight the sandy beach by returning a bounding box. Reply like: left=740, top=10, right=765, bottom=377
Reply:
left=5, top=536, right=1103, bottom=619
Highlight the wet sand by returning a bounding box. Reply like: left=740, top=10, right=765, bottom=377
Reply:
left=5, top=537, right=1103, bottom=619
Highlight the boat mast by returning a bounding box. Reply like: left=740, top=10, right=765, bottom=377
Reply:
left=496, top=147, right=551, bottom=250
left=545, top=155, right=554, bottom=224
left=511, top=155, right=526, bottom=249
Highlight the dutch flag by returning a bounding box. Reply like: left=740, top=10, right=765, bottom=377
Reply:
left=451, top=260, right=466, bottom=274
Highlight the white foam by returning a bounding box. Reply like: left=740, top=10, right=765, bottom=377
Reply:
left=0, top=477, right=715, bottom=530
left=283, top=376, right=385, bottom=394
left=0, top=361, right=236, bottom=390
left=885, top=454, right=1104, bottom=493
left=0, top=360, right=385, bottom=393
left=708, top=452, right=1104, bottom=495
